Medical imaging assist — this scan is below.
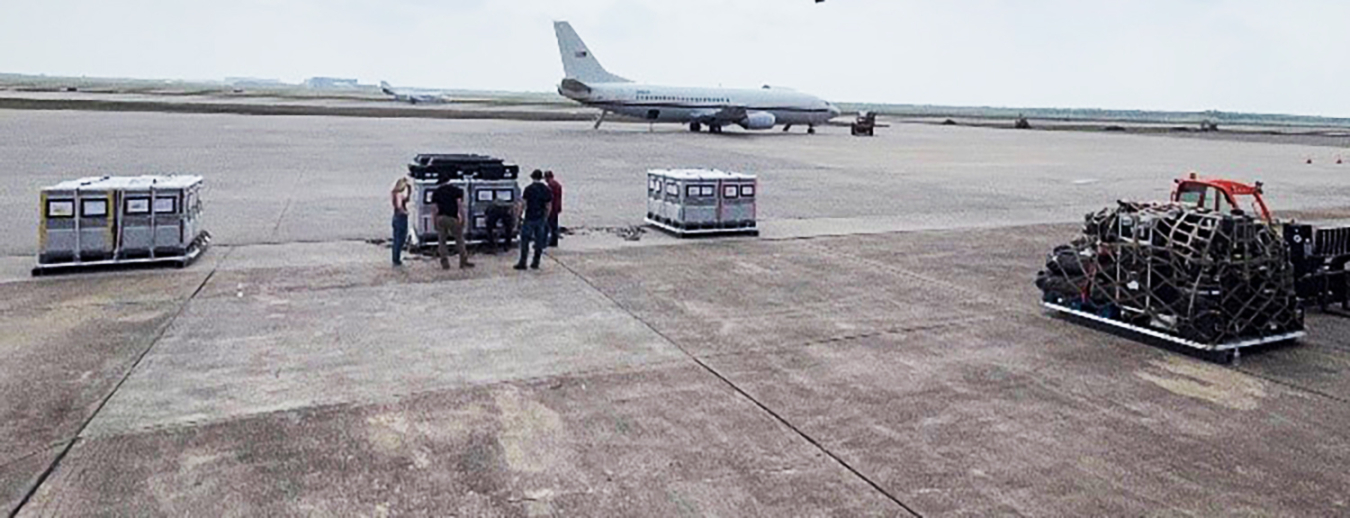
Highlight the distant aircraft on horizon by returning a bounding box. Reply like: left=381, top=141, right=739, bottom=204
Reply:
left=379, top=81, right=454, bottom=104
left=553, top=21, right=840, bottom=133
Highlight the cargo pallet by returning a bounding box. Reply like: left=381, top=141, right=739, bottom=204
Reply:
left=32, top=231, right=212, bottom=276
left=644, top=217, right=759, bottom=237
left=1042, top=301, right=1305, bottom=361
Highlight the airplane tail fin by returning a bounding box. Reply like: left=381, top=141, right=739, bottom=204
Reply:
left=554, top=21, right=631, bottom=84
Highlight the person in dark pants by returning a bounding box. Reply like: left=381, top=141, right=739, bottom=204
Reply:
left=483, top=200, right=515, bottom=254
left=544, top=170, right=563, bottom=247
left=432, top=176, right=474, bottom=269
left=515, top=170, right=553, bottom=270
left=390, top=177, right=411, bottom=266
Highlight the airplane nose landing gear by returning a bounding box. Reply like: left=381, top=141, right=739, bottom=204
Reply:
left=807, top=125, right=816, bottom=134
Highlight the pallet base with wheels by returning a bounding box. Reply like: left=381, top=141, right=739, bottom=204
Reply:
left=32, top=231, right=212, bottom=276
left=644, top=218, right=758, bottom=238
left=1042, top=301, right=1304, bottom=357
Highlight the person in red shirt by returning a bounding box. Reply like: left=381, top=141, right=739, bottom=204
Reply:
left=544, top=170, right=563, bottom=247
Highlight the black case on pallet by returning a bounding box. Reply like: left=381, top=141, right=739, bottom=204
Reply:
left=408, top=154, right=520, bottom=181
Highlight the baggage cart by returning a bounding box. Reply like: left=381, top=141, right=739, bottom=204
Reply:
left=34, top=175, right=210, bottom=275
left=645, top=169, right=758, bottom=237
left=411, top=177, right=521, bottom=247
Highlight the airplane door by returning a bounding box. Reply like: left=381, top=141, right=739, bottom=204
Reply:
left=646, top=109, right=660, bottom=120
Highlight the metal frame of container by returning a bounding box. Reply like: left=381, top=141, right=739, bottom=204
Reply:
left=34, top=175, right=210, bottom=275
left=411, top=177, right=522, bottom=247
left=1043, top=302, right=1304, bottom=362
left=645, top=169, right=758, bottom=237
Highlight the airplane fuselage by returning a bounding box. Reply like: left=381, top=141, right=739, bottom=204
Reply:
left=559, top=82, right=838, bottom=128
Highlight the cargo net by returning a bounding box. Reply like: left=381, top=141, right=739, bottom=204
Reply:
left=1036, top=201, right=1304, bottom=345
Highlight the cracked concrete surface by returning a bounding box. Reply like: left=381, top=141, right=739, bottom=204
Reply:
left=5, top=112, right=1350, bottom=516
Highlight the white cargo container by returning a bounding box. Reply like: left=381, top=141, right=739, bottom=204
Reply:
left=35, top=175, right=209, bottom=274
left=645, top=169, right=758, bottom=236
left=411, top=178, right=521, bottom=246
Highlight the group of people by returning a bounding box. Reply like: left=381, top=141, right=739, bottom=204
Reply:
left=389, top=169, right=563, bottom=271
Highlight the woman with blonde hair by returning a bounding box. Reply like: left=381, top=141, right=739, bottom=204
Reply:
left=390, top=177, right=412, bottom=266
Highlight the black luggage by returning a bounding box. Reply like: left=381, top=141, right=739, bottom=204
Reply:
left=408, top=154, right=519, bottom=181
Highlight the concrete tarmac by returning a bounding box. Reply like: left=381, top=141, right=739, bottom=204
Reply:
left=3, top=110, right=1350, bottom=516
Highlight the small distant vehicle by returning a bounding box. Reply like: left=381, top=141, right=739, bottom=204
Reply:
left=851, top=111, right=882, bottom=136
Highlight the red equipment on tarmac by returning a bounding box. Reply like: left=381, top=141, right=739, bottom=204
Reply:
left=1036, top=173, right=1349, bottom=360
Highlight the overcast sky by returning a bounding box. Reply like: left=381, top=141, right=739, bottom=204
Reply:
left=3, top=0, right=1346, bottom=116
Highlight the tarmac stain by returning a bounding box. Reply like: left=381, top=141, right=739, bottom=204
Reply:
left=493, top=386, right=563, bottom=474
left=1135, top=357, right=1266, bottom=411
left=365, top=412, right=410, bottom=454
left=117, top=308, right=169, bottom=324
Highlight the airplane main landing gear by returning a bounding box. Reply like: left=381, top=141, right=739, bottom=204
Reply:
left=709, top=124, right=723, bottom=134
left=807, top=125, right=816, bottom=134
left=690, top=122, right=702, bottom=132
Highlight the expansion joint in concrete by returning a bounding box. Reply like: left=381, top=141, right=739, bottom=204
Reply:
left=550, top=255, right=925, bottom=517
left=6, top=248, right=231, bottom=518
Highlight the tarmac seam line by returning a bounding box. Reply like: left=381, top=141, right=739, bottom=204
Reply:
left=5, top=249, right=230, bottom=518
left=551, top=254, right=924, bottom=517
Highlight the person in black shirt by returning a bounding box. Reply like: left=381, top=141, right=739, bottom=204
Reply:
left=544, top=170, right=563, bottom=247
left=432, top=177, right=474, bottom=269
left=515, top=170, right=553, bottom=270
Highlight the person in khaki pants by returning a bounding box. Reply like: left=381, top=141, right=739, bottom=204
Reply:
left=431, top=176, right=474, bottom=269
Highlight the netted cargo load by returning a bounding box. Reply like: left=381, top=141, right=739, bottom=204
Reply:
left=1036, top=201, right=1303, bottom=346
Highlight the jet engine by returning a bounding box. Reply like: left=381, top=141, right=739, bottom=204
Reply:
left=738, top=111, right=777, bottom=130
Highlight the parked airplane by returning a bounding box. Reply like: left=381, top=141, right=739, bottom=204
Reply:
left=379, top=81, right=453, bottom=104
left=553, top=21, right=841, bottom=133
